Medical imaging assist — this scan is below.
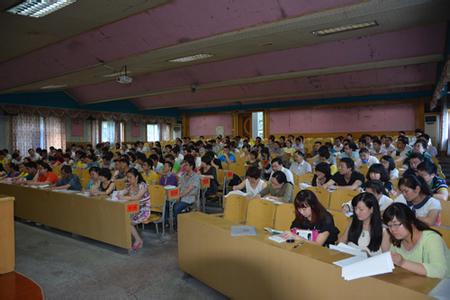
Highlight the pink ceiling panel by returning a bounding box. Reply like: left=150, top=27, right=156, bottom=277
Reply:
left=132, top=63, right=436, bottom=108
left=0, top=0, right=360, bottom=91
left=71, top=23, right=445, bottom=103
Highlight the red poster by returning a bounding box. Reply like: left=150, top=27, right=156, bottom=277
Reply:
left=127, top=203, right=139, bottom=213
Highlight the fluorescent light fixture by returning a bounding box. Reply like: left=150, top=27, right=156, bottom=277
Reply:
left=6, top=0, right=77, bottom=18
left=168, top=53, right=214, bottom=63
left=41, top=84, right=67, bottom=89
left=312, top=21, right=378, bottom=36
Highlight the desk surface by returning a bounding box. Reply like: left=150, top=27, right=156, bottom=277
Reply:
left=0, top=183, right=137, bottom=250
left=179, top=212, right=440, bottom=300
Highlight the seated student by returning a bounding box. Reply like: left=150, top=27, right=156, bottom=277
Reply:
left=90, top=168, right=115, bottom=196
left=159, top=161, right=178, bottom=187
left=289, top=150, right=312, bottom=176
left=416, top=161, right=448, bottom=202
left=283, top=139, right=296, bottom=155
left=239, top=144, right=251, bottom=160
left=218, top=145, right=236, bottom=164
left=171, top=155, right=200, bottom=223
left=323, top=158, right=365, bottom=190
left=403, top=153, right=424, bottom=177
left=383, top=203, right=449, bottom=278
left=370, top=138, right=387, bottom=156
left=232, top=166, right=266, bottom=197
left=52, top=165, right=82, bottom=191
left=311, top=141, right=322, bottom=157
left=395, top=136, right=412, bottom=162
left=333, top=136, right=344, bottom=153
left=339, top=193, right=390, bottom=256
left=422, top=134, right=438, bottom=158
left=199, top=156, right=218, bottom=197
left=364, top=180, right=394, bottom=213
left=395, top=175, right=441, bottom=226
left=117, top=168, right=150, bottom=251
left=293, top=136, right=305, bottom=153
left=380, top=155, right=399, bottom=180
left=245, top=150, right=262, bottom=169
left=366, top=163, right=393, bottom=195
left=259, top=171, right=293, bottom=203
left=338, top=142, right=359, bottom=160
left=283, top=190, right=339, bottom=247
left=355, top=148, right=379, bottom=169
left=20, top=161, right=37, bottom=182
left=311, top=162, right=332, bottom=187
left=27, top=161, right=59, bottom=186
left=112, top=158, right=130, bottom=181
left=86, top=166, right=100, bottom=191
left=141, top=159, right=159, bottom=185
left=381, top=136, right=397, bottom=156
left=406, top=139, right=432, bottom=162
left=269, top=157, right=294, bottom=184
left=313, top=145, right=336, bottom=167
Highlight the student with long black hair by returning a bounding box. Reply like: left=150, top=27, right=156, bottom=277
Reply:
left=339, top=192, right=390, bottom=256
left=383, top=203, right=449, bottom=278
left=283, top=190, right=339, bottom=247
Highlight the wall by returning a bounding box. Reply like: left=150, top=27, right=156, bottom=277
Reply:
left=269, top=103, right=416, bottom=134
left=65, top=118, right=92, bottom=143
left=125, top=121, right=146, bottom=142
left=189, top=114, right=232, bottom=137
left=0, top=114, right=10, bottom=150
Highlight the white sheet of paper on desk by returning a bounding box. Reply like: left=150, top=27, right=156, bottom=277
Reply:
left=329, top=243, right=368, bottom=258
left=230, top=225, right=257, bottom=237
left=225, top=190, right=248, bottom=197
left=333, top=255, right=366, bottom=267
left=268, top=235, right=286, bottom=243
left=341, top=252, right=394, bottom=281
left=164, top=185, right=177, bottom=190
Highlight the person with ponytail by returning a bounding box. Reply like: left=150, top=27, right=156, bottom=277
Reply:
left=395, top=175, right=441, bottom=226
left=117, top=168, right=151, bottom=251
left=339, top=192, right=390, bottom=256
left=383, top=203, right=449, bottom=278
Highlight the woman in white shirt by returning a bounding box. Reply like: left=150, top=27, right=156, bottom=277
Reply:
left=231, top=166, right=266, bottom=197
left=339, top=192, right=391, bottom=256
left=289, top=150, right=312, bottom=176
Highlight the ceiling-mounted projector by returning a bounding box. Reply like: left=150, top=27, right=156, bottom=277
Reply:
left=116, top=65, right=133, bottom=84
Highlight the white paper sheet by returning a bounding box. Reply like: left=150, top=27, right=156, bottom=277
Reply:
left=329, top=243, right=368, bottom=258
left=341, top=252, right=394, bottom=281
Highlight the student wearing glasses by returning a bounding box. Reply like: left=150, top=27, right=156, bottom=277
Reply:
left=383, top=203, right=449, bottom=278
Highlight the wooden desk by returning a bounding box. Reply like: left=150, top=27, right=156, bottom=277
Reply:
left=0, top=272, right=43, bottom=300
left=0, top=183, right=139, bottom=250
left=0, top=196, right=14, bottom=274
left=178, top=213, right=439, bottom=300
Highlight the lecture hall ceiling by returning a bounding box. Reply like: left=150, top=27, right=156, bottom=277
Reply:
left=0, top=0, right=448, bottom=111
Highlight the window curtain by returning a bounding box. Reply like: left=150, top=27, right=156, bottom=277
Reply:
left=161, top=123, right=171, bottom=141
left=11, top=114, right=41, bottom=155
left=44, top=116, right=66, bottom=150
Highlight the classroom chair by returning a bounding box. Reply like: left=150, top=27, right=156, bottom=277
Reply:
left=141, top=185, right=166, bottom=234
left=294, top=173, right=314, bottom=186
left=306, top=186, right=331, bottom=208
left=328, top=210, right=351, bottom=238
left=223, top=194, right=249, bottom=224
left=273, top=203, right=295, bottom=231
left=329, top=189, right=360, bottom=211
left=115, top=180, right=126, bottom=191
left=439, top=200, right=450, bottom=227
left=245, top=199, right=277, bottom=229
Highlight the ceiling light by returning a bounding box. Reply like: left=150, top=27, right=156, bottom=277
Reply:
left=6, top=0, right=77, bottom=18
left=41, top=84, right=67, bottom=89
left=168, top=54, right=214, bottom=63
left=311, top=21, right=378, bottom=37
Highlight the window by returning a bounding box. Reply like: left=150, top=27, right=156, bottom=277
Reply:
left=172, top=124, right=182, bottom=140
left=252, top=111, right=264, bottom=139
left=101, top=121, right=115, bottom=143
left=147, top=124, right=160, bottom=142
left=119, top=122, right=125, bottom=143
left=12, top=114, right=66, bottom=154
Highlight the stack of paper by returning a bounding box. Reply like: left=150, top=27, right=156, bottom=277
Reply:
left=339, top=252, right=394, bottom=280
left=230, top=225, right=257, bottom=237
left=264, top=227, right=284, bottom=235
left=268, top=235, right=287, bottom=243
left=329, top=243, right=368, bottom=258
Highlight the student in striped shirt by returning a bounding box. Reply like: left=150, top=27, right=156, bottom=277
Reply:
left=416, top=161, right=448, bottom=202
